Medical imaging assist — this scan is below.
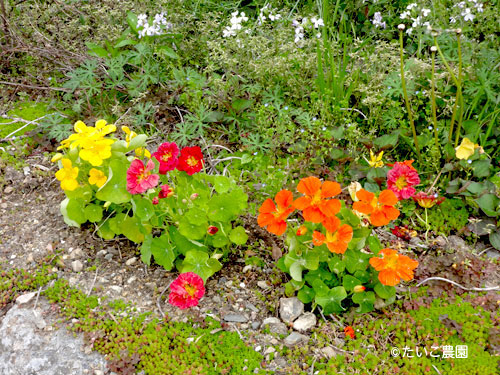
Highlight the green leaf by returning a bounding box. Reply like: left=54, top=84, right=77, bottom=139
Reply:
left=345, top=250, right=369, bottom=273
left=60, top=198, right=86, bottom=227
left=352, top=291, right=375, bottom=313
left=315, top=286, right=347, bottom=314
left=170, top=227, right=205, bottom=255
left=179, top=217, right=207, bottom=240
left=84, top=204, right=103, bottom=223
left=373, top=131, right=399, bottom=149
left=290, top=262, right=303, bottom=282
left=229, top=226, right=248, bottom=245
left=97, top=220, right=115, bottom=240
left=475, top=194, right=500, bottom=217
left=297, top=286, right=315, bottom=304
left=210, top=231, right=229, bottom=247
left=114, top=39, right=137, bottom=49
left=65, top=185, right=93, bottom=204
left=141, top=234, right=176, bottom=270
left=342, top=275, right=362, bottom=291
left=156, top=45, right=179, bottom=59
left=109, top=213, right=126, bottom=235
left=132, top=196, right=155, bottom=221
left=185, top=208, right=208, bottom=225
left=339, top=207, right=360, bottom=227
left=121, top=215, right=145, bottom=243
left=86, top=42, right=108, bottom=58
left=490, top=230, right=500, bottom=250
left=207, top=194, right=240, bottom=222
left=472, top=159, right=491, bottom=178
left=212, top=175, right=232, bottom=194
left=328, top=256, right=346, bottom=274
left=374, top=283, right=396, bottom=299
left=367, top=236, right=382, bottom=254
left=180, top=250, right=222, bottom=282
left=96, top=159, right=132, bottom=204
left=126, top=11, right=139, bottom=33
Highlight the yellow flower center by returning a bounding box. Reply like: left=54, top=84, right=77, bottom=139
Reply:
left=384, top=254, right=398, bottom=270
left=326, top=231, right=339, bottom=243
left=395, top=176, right=407, bottom=190
left=310, top=190, right=322, bottom=206
left=185, top=284, right=196, bottom=297
left=186, top=156, right=199, bottom=167
left=162, top=152, right=172, bottom=161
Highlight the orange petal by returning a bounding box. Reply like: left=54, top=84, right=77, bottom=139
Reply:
left=356, top=189, right=375, bottom=202
left=322, top=216, right=341, bottom=233
left=293, top=196, right=312, bottom=210
left=369, top=257, right=385, bottom=271
left=275, top=190, right=294, bottom=209
left=303, top=207, right=324, bottom=223
left=378, top=190, right=398, bottom=206
left=259, top=199, right=276, bottom=214
left=352, top=201, right=374, bottom=215
left=297, top=176, right=321, bottom=196
left=321, top=181, right=341, bottom=198
left=396, top=267, right=415, bottom=281
left=378, top=270, right=400, bottom=286
left=327, top=241, right=348, bottom=254
left=268, top=221, right=287, bottom=236
left=257, top=213, right=275, bottom=227
left=318, top=199, right=341, bottom=217
left=370, top=210, right=389, bottom=226
left=380, top=248, right=398, bottom=257
left=312, top=231, right=325, bottom=246
left=383, top=206, right=400, bottom=221
left=338, top=224, right=354, bottom=242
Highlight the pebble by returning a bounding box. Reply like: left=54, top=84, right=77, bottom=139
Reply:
left=104, top=254, right=113, bottom=261
left=71, top=260, right=83, bottom=273
left=15, top=292, right=36, bottom=305
left=110, top=286, right=123, bottom=294
left=255, top=345, right=262, bottom=352
left=225, top=281, right=233, bottom=288
left=292, top=312, right=316, bottom=332
left=262, top=317, right=281, bottom=325
left=223, top=313, right=248, bottom=323
left=321, top=346, right=337, bottom=359
left=96, top=250, right=107, bottom=258
left=279, top=297, right=304, bottom=323
left=145, top=282, right=156, bottom=290
left=239, top=282, right=246, bottom=288
left=70, top=248, right=84, bottom=259
left=4, top=186, right=14, bottom=194
left=257, top=281, right=269, bottom=289
left=283, top=332, right=309, bottom=347
left=0, top=202, right=7, bottom=209
left=242, top=265, right=253, bottom=273
left=127, top=276, right=137, bottom=284
left=94, top=371, right=104, bottom=375
left=264, top=347, right=276, bottom=355
left=125, top=257, right=137, bottom=266
left=251, top=321, right=261, bottom=330
left=26, top=253, right=34, bottom=263
left=246, top=303, right=259, bottom=312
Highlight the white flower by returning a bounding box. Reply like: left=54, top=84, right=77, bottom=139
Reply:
left=476, top=3, right=484, bottom=12
left=422, top=8, right=431, bottom=17
left=457, top=1, right=466, bottom=8
left=372, top=12, right=387, bottom=29
left=316, top=32, right=321, bottom=38
left=406, top=3, right=417, bottom=10
left=400, top=11, right=411, bottom=19
left=450, top=16, right=457, bottom=23
left=462, top=8, right=475, bottom=21
left=313, top=18, right=324, bottom=28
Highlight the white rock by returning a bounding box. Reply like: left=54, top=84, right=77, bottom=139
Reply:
left=264, top=347, right=276, bottom=355
left=70, top=248, right=84, bottom=259
left=262, top=317, right=281, bottom=325
left=125, top=257, right=137, bottom=266
left=255, top=345, right=262, bottom=352
left=321, top=346, right=337, bottom=359
left=284, top=332, right=309, bottom=347
left=110, top=286, right=123, bottom=294
left=279, top=297, right=304, bottom=323
left=15, top=292, right=36, bottom=305
left=257, top=281, right=269, bottom=289
left=71, top=260, right=83, bottom=272
left=242, top=265, right=253, bottom=273
left=127, top=276, right=137, bottom=284
left=292, top=312, right=317, bottom=332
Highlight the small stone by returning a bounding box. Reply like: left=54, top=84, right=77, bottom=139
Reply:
left=3, top=186, right=14, bottom=194
left=279, top=297, right=304, bottom=323
left=242, top=265, right=253, bottom=273
left=255, top=345, right=262, bottom=352
left=0, top=202, right=7, bottom=209
left=251, top=321, right=261, bottom=330
left=321, top=346, right=337, bottom=359
left=96, top=250, right=107, bottom=258
left=34, top=314, right=47, bottom=330
left=145, top=282, right=156, bottom=290
left=71, top=260, right=83, bottom=272
left=127, top=276, right=137, bottom=284
left=292, top=312, right=316, bottom=332
left=284, top=332, right=309, bottom=347
left=107, top=247, right=118, bottom=255
left=125, top=257, right=137, bottom=266
left=104, top=253, right=113, bottom=261
left=225, top=281, right=233, bottom=288
left=110, top=285, right=123, bottom=294
left=264, top=347, right=276, bottom=355
left=246, top=303, right=259, bottom=312
left=485, top=249, right=500, bottom=260
left=15, top=292, right=36, bottom=305
left=223, top=313, right=248, bottom=323
left=262, top=317, right=281, bottom=325
left=26, top=253, right=34, bottom=263
left=270, top=338, right=278, bottom=345
left=70, top=248, right=84, bottom=259
left=239, top=282, right=246, bottom=288
left=240, top=323, right=249, bottom=329
left=257, top=281, right=269, bottom=289
left=23, top=166, right=30, bottom=176
left=94, top=371, right=104, bottom=375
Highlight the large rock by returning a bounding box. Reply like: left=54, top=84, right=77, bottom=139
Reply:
left=292, top=313, right=316, bottom=332
left=279, top=297, right=304, bottom=323
left=283, top=332, right=309, bottom=347
left=0, top=299, right=107, bottom=374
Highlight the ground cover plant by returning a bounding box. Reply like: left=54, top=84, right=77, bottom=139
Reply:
left=0, top=0, right=499, bottom=373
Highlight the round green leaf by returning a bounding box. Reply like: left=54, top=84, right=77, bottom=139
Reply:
left=84, top=204, right=103, bottom=223
left=229, top=226, right=248, bottom=245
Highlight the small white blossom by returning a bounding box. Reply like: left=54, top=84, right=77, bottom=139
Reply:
left=407, top=3, right=418, bottom=10
left=372, top=12, right=386, bottom=29
left=422, top=8, right=431, bottom=17
left=400, top=11, right=411, bottom=19
left=462, top=8, right=475, bottom=21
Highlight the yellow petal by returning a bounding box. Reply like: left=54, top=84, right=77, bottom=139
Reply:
left=122, top=126, right=131, bottom=134
left=95, top=119, right=107, bottom=129
left=51, top=153, right=63, bottom=163
left=455, top=138, right=475, bottom=160
left=74, top=120, right=88, bottom=133
left=61, top=178, right=78, bottom=191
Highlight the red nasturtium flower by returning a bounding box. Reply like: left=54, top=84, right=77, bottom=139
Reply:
left=126, top=159, right=159, bottom=194
left=158, top=184, right=174, bottom=199
left=207, top=226, right=218, bottom=235
left=387, top=161, right=420, bottom=200
left=412, top=191, right=445, bottom=208
left=152, top=142, right=179, bottom=174
left=312, top=216, right=353, bottom=254
left=296, top=225, right=308, bottom=236
left=293, top=176, right=342, bottom=223
left=152, top=197, right=159, bottom=205
left=168, top=272, right=205, bottom=309
left=353, top=189, right=400, bottom=227
left=369, top=248, right=419, bottom=286
left=258, top=190, right=294, bottom=236
left=177, top=146, right=204, bottom=175
left=344, top=326, right=355, bottom=339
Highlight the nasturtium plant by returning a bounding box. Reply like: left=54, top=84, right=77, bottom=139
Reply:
left=267, top=176, right=418, bottom=314
left=53, top=120, right=249, bottom=281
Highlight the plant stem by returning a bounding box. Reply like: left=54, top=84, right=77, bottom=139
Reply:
left=399, top=29, right=422, bottom=163
left=453, top=33, right=464, bottom=147
left=430, top=49, right=440, bottom=152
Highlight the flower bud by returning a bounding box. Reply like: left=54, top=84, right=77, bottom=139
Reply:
left=190, top=193, right=199, bottom=200
left=207, top=226, right=218, bottom=235
left=103, top=201, right=111, bottom=208
left=152, top=197, right=159, bottom=205
left=182, top=199, right=187, bottom=204
left=430, top=46, right=437, bottom=52
left=398, top=24, right=405, bottom=31
left=353, top=285, right=366, bottom=293
left=51, top=153, right=63, bottom=163
left=296, top=226, right=307, bottom=236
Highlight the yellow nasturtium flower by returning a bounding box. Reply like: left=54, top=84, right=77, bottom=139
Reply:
left=51, top=153, right=63, bottom=163
left=122, top=126, right=137, bottom=146
left=55, top=158, right=79, bottom=191
left=368, top=150, right=384, bottom=168
left=79, top=137, right=115, bottom=166
left=88, top=168, right=107, bottom=188
left=95, top=119, right=116, bottom=136
left=135, top=147, right=151, bottom=158
left=455, top=138, right=478, bottom=160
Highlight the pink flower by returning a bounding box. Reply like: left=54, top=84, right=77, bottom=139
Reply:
left=152, top=197, right=159, bottom=205
left=126, top=159, right=159, bottom=194
left=168, top=272, right=205, bottom=309
left=387, top=162, right=420, bottom=200
left=412, top=191, right=445, bottom=208
left=158, top=184, right=174, bottom=199
left=177, top=146, right=204, bottom=175
left=152, top=142, right=179, bottom=174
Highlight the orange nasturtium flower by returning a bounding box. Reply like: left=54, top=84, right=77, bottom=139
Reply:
left=293, top=176, right=341, bottom=223
left=344, top=326, right=355, bottom=339
left=312, top=216, right=353, bottom=254
left=369, top=248, right=419, bottom=286
left=352, top=189, right=400, bottom=226
left=258, top=190, right=294, bottom=236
